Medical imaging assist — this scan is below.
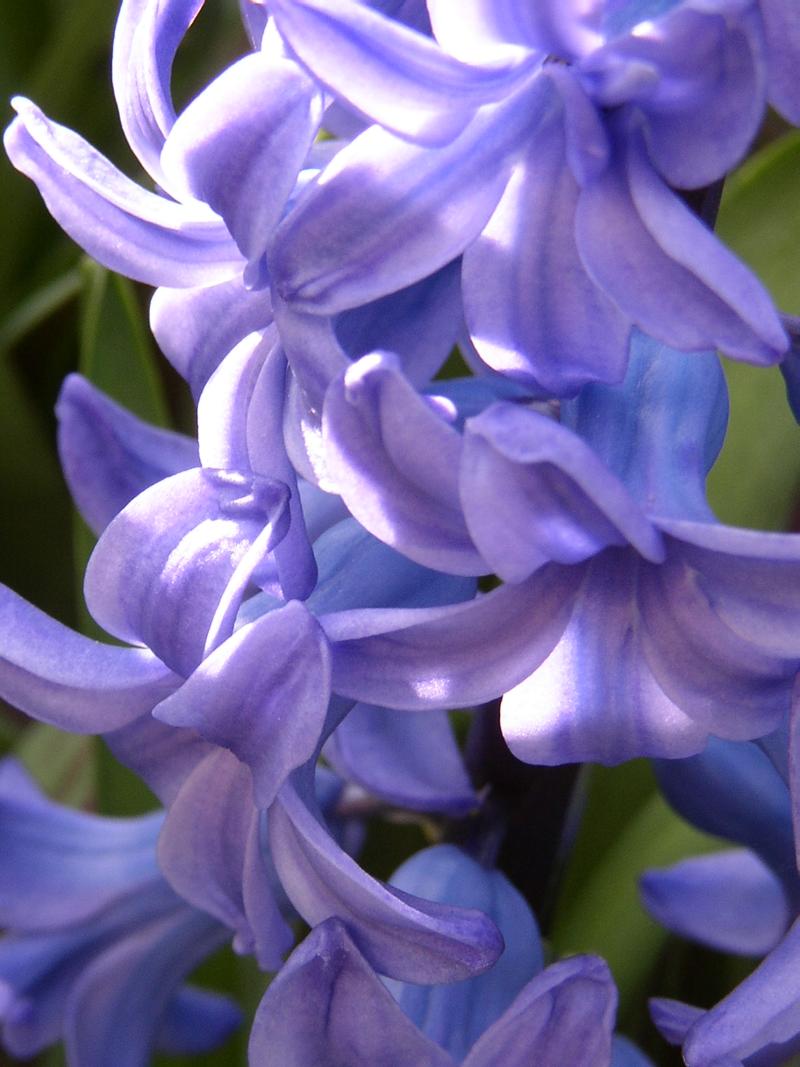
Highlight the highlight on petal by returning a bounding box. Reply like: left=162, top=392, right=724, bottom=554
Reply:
left=268, top=0, right=536, bottom=145
left=0, top=585, right=178, bottom=733
left=56, top=374, right=199, bottom=535
left=324, top=564, right=581, bottom=712
left=161, top=51, right=323, bottom=271
left=4, top=99, right=243, bottom=288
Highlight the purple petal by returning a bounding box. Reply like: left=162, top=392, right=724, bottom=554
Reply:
left=64, top=908, right=228, bottom=1067
left=427, top=0, right=550, bottom=61
left=4, top=99, right=243, bottom=288
left=0, top=585, right=178, bottom=733
left=249, top=919, right=455, bottom=1067
left=104, top=715, right=213, bottom=806
left=323, top=566, right=581, bottom=711
left=112, top=0, right=205, bottom=189
left=584, top=7, right=765, bottom=188
left=641, top=849, right=790, bottom=956
left=56, top=374, right=199, bottom=535
left=269, top=0, right=535, bottom=145
left=149, top=279, right=273, bottom=400
left=612, top=1035, right=655, bottom=1067
left=638, top=536, right=796, bottom=742
left=461, top=404, right=663, bottom=583
left=501, top=551, right=710, bottom=766
left=575, top=124, right=787, bottom=364
left=462, top=104, right=629, bottom=395
left=271, top=74, right=552, bottom=314
left=682, top=917, right=800, bottom=1066
left=157, top=749, right=292, bottom=969
left=84, top=468, right=290, bottom=676
left=463, top=955, right=617, bottom=1067
left=326, top=704, right=476, bottom=814
left=269, top=771, right=503, bottom=983
left=161, top=51, right=322, bottom=271
left=154, top=601, right=331, bottom=807
left=761, top=0, right=800, bottom=123
left=323, top=353, right=486, bottom=575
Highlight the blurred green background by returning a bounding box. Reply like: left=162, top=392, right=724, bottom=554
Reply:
left=0, top=1, right=799, bottom=1064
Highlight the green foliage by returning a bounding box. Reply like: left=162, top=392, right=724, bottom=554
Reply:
left=709, top=130, right=800, bottom=530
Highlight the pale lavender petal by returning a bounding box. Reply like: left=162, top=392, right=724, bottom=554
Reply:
left=4, top=99, right=243, bottom=288
left=683, top=918, right=800, bottom=1066
left=248, top=919, right=455, bottom=1067
left=149, top=279, right=272, bottom=400
left=84, top=468, right=290, bottom=676
left=462, top=107, right=629, bottom=395
left=198, top=329, right=316, bottom=600
left=161, top=51, right=322, bottom=273
left=104, top=716, right=213, bottom=806
left=64, top=908, right=228, bottom=1067
left=575, top=125, right=788, bottom=364
left=612, top=1035, right=654, bottom=1067
left=157, top=749, right=292, bottom=969
left=760, top=0, right=800, bottom=122
left=271, top=75, right=552, bottom=315
left=584, top=7, right=765, bottom=188
left=641, top=850, right=790, bottom=956
left=326, top=704, right=476, bottom=814
left=463, top=955, right=617, bottom=1067
left=0, top=586, right=178, bottom=733
left=56, top=374, right=199, bottom=535
left=461, top=404, right=663, bottom=583
left=427, top=0, right=547, bottom=61
left=501, top=551, right=709, bottom=766
left=323, top=566, right=581, bottom=710
left=323, top=353, right=486, bottom=575
left=269, top=771, right=503, bottom=983
left=268, top=0, right=535, bottom=145
left=154, top=601, right=330, bottom=807
left=112, top=0, right=205, bottom=188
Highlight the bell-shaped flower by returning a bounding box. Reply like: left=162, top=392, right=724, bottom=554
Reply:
left=0, top=759, right=240, bottom=1066
left=249, top=843, right=643, bottom=1065
left=4, top=0, right=324, bottom=291
left=319, top=332, right=800, bottom=766
left=268, top=0, right=788, bottom=393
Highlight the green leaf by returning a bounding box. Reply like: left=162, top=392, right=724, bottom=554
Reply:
left=550, top=763, right=721, bottom=1016
left=79, top=261, right=170, bottom=426
left=15, top=723, right=95, bottom=809
left=708, top=131, right=800, bottom=530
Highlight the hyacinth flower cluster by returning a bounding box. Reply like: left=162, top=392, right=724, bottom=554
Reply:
left=1, top=0, right=800, bottom=1064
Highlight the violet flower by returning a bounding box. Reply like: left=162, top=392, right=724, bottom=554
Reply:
left=267, top=0, right=789, bottom=394
left=0, top=759, right=239, bottom=1067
